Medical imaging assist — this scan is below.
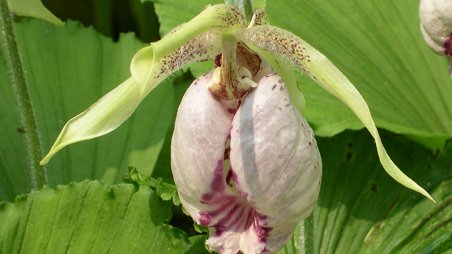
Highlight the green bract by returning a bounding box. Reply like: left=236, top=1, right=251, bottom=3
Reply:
left=40, top=3, right=434, bottom=202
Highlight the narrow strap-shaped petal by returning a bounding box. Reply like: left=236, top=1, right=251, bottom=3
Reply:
left=40, top=37, right=223, bottom=166
left=239, top=25, right=435, bottom=201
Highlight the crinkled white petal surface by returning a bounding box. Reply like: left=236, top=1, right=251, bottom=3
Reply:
left=171, top=73, right=322, bottom=254
left=171, top=72, right=234, bottom=218
left=229, top=74, right=322, bottom=253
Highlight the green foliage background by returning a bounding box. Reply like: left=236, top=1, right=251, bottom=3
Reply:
left=0, top=0, right=451, bottom=253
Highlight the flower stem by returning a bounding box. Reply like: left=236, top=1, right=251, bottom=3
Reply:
left=0, top=0, right=46, bottom=189
left=220, top=35, right=238, bottom=99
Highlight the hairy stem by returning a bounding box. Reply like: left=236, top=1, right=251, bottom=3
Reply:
left=0, top=0, right=46, bottom=189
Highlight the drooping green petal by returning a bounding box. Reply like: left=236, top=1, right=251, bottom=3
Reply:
left=7, top=0, right=64, bottom=26
left=239, top=25, right=434, bottom=201
left=41, top=33, right=223, bottom=165
left=40, top=4, right=247, bottom=165
left=40, top=78, right=142, bottom=165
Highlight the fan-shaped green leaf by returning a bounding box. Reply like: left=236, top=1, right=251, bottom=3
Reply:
left=0, top=181, right=192, bottom=253
left=0, top=19, right=175, bottom=200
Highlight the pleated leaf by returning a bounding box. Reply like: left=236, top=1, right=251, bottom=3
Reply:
left=0, top=181, right=192, bottom=253
left=0, top=19, right=175, bottom=200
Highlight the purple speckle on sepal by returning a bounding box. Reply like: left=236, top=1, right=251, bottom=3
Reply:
left=215, top=54, right=222, bottom=67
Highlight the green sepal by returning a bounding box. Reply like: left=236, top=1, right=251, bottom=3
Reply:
left=41, top=4, right=246, bottom=165
left=40, top=78, right=142, bottom=165
left=239, top=25, right=434, bottom=201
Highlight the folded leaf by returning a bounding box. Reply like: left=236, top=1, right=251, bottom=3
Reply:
left=240, top=25, right=434, bottom=201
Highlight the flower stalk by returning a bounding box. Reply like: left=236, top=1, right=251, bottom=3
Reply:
left=220, top=35, right=239, bottom=99
left=0, top=0, right=45, bottom=189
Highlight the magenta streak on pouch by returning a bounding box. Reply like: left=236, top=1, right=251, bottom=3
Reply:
left=200, top=192, right=271, bottom=240
left=198, top=158, right=271, bottom=242
left=445, top=34, right=452, bottom=55
left=227, top=108, right=237, bottom=114
left=211, top=160, right=227, bottom=192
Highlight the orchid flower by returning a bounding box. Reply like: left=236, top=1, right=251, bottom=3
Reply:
left=419, top=0, right=452, bottom=77
left=40, top=2, right=434, bottom=253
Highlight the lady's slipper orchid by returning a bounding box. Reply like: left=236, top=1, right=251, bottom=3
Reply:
left=172, top=71, right=322, bottom=253
left=419, top=0, right=452, bottom=77
left=40, top=1, right=434, bottom=253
